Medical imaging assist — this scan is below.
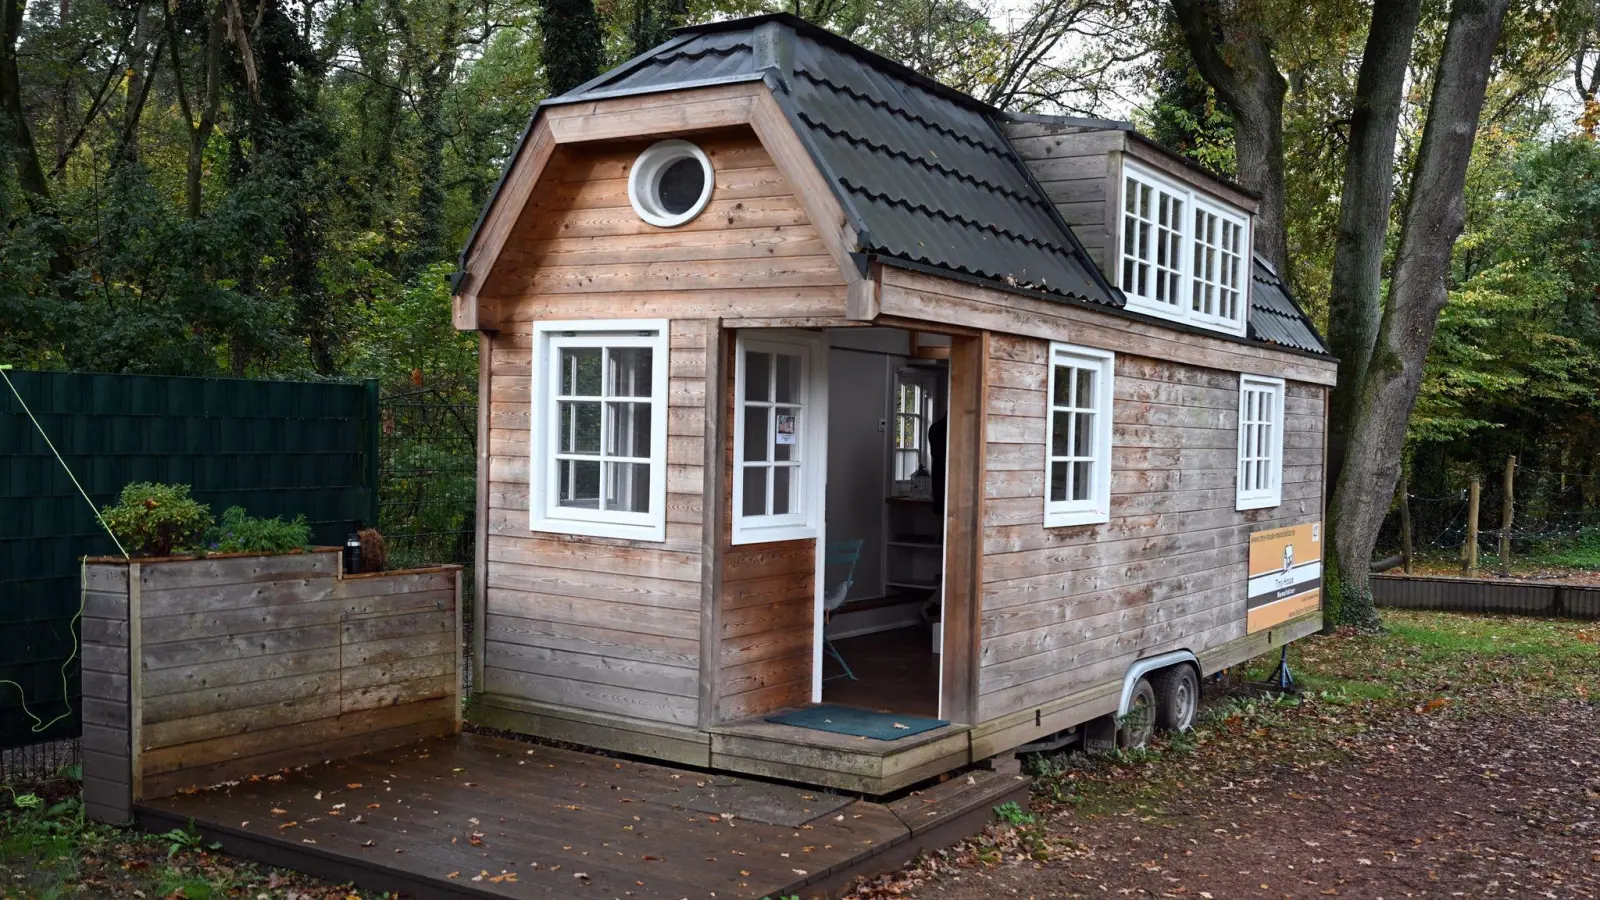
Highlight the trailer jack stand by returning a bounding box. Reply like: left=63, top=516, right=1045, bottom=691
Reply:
left=1270, top=646, right=1294, bottom=691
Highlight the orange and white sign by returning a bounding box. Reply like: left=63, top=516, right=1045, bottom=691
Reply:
left=1246, top=522, right=1322, bottom=633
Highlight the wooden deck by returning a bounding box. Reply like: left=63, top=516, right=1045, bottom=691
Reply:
left=137, top=732, right=1027, bottom=899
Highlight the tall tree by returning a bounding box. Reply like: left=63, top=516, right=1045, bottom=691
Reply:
left=539, top=0, right=604, bottom=95
left=1322, top=0, right=1422, bottom=515
left=1, top=0, right=49, bottom=205
left=1166, top=0, right=1290, bottom=274
left=1328, top=0, right=1512, bottom=623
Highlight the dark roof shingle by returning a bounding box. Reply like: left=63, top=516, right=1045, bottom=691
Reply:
left=490, top=13, right=1329, bottom=357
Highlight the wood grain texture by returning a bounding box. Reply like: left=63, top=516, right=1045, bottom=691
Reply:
left=80, top=559, right=461, bottom=800
left=974, top=334, right=1327, bottom=722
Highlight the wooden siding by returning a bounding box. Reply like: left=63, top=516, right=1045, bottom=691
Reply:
left=81, top=562, right=133, bottom=823
left=80, top=554, right=460, bottom=811
left=476, top=129, right=846, bottom=730
left=714, top=335, right=815, bottom=722
left=1002, top=125, right=1119, bottom=272
left=977, top=334, right=1325, bottom=721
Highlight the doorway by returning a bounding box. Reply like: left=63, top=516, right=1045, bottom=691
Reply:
left=815, top=327, right=959, bottom=720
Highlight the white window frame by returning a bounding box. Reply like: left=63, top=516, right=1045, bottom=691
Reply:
left=529, top=319, right=670, bottom=541
left=1117, top=159, right=1251, bottom=337
left=892, top=370, right=936, bottom=482
left=732, top=331, right=828, bottom=545
left=1044, top=343, right=1115, bottom=528
left=1236, top=374, right=1285, bottom=511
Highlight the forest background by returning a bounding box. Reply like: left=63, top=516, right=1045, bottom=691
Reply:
left=3, top=0, right=1600, bottom=608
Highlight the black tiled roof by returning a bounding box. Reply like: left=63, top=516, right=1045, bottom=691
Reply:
left=481, top=13, right=1329, bottom=357
left=1249, top=257, right=1328, bottom=354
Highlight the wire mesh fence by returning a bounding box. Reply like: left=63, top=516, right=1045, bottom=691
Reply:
left=1380, top=459, right=1600, bottom=572
left=0, top=737, right=79, bottom=786
left=376, top=386, right=479, bottom=685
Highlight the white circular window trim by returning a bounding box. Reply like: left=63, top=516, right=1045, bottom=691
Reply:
left=628, top=139, right=715, bottom=228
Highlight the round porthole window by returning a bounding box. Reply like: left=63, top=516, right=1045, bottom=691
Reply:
left=628, top=139, right=714, bottom=227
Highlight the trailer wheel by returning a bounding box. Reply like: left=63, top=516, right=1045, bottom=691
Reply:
left=1152, top=664, right=1199, bottom=733
left=1118, top=677, right=1157, bottom=749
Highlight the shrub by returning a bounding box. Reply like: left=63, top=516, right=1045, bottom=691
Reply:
left=101, top=483, right=214, bottom=557
left=206, top=506, right=313, bottom=555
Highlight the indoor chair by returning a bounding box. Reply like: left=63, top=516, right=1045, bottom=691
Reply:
left=822, top=539, right=863, bottom=681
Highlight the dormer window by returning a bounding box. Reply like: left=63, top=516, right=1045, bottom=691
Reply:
left=1117, top=160, right=1249, bottom=335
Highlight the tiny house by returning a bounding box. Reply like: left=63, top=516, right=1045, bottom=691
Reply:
left=451, top=14, right=1334, bottom=795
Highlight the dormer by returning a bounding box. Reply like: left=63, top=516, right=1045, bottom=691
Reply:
left=1002, top=117, right=1260, bottom=340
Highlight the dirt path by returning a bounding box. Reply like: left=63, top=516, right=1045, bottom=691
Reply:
left=871, top=703, right=1600, bottom=899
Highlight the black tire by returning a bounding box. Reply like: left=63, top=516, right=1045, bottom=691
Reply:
left=1152, top=664, right=1200, bottom=733
left=1118, top=677, right=1156, bottom=749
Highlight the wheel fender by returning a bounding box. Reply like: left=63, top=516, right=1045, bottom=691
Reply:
left=1117, top=651, right=1199, bottom=717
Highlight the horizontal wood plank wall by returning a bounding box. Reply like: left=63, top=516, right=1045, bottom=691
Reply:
left=125, top=553, right=459, bottom=799
left=977, top=335, right=1326, bottom=722
left=715, top=335, right=816, bottom=722
left=81, top=562, right=133, bottom=823
left=1002, top=125, right=1119, bottom=272
left=475, top=130, right=846, bottom=730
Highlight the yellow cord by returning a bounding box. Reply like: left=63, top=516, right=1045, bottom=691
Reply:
left=1, top=364, right=128, bottom=738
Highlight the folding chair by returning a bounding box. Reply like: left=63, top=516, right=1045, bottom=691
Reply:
left=822, top=539, right=864, bottom=681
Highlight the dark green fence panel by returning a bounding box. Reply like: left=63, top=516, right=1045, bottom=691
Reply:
left=0, top=371, right=380, bottom=750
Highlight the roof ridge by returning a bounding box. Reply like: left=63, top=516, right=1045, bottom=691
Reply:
left=841, top=179, right=1077, bottom=260
left=798, top=112, right=1052, bottom=211
left=792, top=69, right=1005, bottom=159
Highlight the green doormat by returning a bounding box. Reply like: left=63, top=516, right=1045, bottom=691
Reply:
left=766, top=704, right=949, bottom=740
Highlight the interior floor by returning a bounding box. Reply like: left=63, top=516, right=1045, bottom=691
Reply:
left=820, top=624, right=940, bottom=719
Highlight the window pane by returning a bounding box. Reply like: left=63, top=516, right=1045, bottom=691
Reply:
left=1073, top=412, right=1094, bottom=456
left=557, top=459, right=601, bottom=508
left=744, top=352, right=771, bottom=402
left=607, top=347, right=652, bottom=398
left=1072, top=461, right=1092, bottom=501
left=605, top=462, right=651, bottom=512
left=1075, top=367, right=1095, bottom=408
left=560, top=401, right=601, bottom=454
left=1053, top=365, right=1073, bottom=406
left=606, top=401, right=651, bottom=458
left=1051, top=411, right=1072, bottom=456
left=742, top=466, right=768, bottom=516
left=743, top=405, right=769, bottom=462
left=562, top=348, right=602, bottom=396
left=775, top=354, right=801, bottom=403
left=1050, top=461, right=1068, bottom=502
left=773, top=406, right=798, bottom=461
left=773, top=465, right=793, bottom=515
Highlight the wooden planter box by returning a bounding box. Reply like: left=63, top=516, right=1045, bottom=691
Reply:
left=79, top=549, right=462, bottom=824
left=1372, top=573, right=1600, bottom=620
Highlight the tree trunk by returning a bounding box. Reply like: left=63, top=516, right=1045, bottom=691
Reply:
left=1323, top=0, right=1423, bottom=530
left=188, top=0, right=227, bottom=217
left=53, top=0, right=71, bottom=171
left=1, top=0, right=50, bottom=205
left=1328, top=0, right=1510, bottom=627
left=539, top=0, right=604, bottom=96
left=1167, top=0, right=1290, bottom=275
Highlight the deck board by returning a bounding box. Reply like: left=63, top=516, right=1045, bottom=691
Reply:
left=137, top=732, right=944, bottom=899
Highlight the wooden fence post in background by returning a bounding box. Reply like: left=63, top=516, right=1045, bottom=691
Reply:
left=1499, top=455, right=1516, bottom=576
left=1463, top=476, right=1481, bottom=577
left=1400, top=474, right=1414, bottom=575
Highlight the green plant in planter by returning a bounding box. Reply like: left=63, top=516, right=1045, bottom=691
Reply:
left=205, top=506, right=313, bottom=554
left=101, top=483, right=214, bottom=557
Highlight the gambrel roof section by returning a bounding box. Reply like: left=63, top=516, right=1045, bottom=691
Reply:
left=454, top=13, right=1329, bottom=357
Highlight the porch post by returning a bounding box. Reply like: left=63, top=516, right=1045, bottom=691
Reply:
left=939, top=332, right=987, bottom=725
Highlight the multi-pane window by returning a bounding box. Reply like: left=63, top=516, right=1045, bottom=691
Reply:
left=1121, top=176, right=1184, bottom=311
left=531, top=320, right=669, bottom=541
left=734, top=333, right=823, bottom=543
left=1190, top=202, right=1247, bottom=327
left=1236, top=375, right=1285, bottom=510
left=893, top=378, right=929, bottom=482
left=1044, top=343, right=1114, bottom=527
left=1117, top=160, right=1250, bottom=336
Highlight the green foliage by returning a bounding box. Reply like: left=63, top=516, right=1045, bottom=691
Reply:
left=992, top=800, right=1035, bottom=826
left=157, top=822, right=220, bottom=858
left=100, top=483, right=214, bottom=558
left=204, top=507, right=313, bottom=555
